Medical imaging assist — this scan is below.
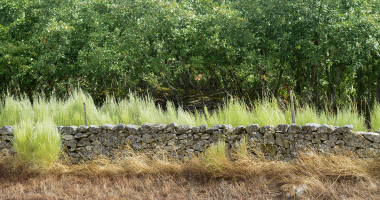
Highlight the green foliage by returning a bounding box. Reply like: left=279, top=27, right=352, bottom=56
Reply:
left=0, top=0, right=379, bottom=127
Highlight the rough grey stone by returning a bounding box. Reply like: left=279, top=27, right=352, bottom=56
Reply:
left=201, top=134, right=211, bottom=140
left=334, top=124, right=354, bottom=133
left=245, top=124, right=259, bottom=134
left=153, top=123, right=167, bottom=132
left=234, top=126, right=245, bottom=134
left=100, top=124, right=115, bottom=130
left=126, top=125, right=139, bottom=134
left=195, top=124, right=207, bottom=133
left=113, top=123, right=126, bottom=132
left=177, top=124, right=193, bottom=134
left=192, top=126, right=200, bottom=133
left=206, top=124, right=222, bottom=133
left=222, top=124, right=234, bottom=134
left=56, top=126, right=63, bottom=133
left=302, top=123, right=321, bottom=132
left=317, top=124, right=334, bottom=134
left=314, top=132, right=329, bottom=141
left=335, top=140, right=345, bottom=145
left=62, top=126, right=78, bottom=135
left=141, top=123, right=152, bottom=130
left=89, top=125, right=101, bottom=133
left=0, top=126, right=14, bottom=135
left=288, top=124, right=302, bottom=134
left=343, top=132, right=372, bottom=148
left=226, top=135, right=237, bottom=142
left=166, top=122, right=179, bottom=132
left=178, top=134, right=188, bottom=140
left=75, top=132, right=89, bottom=139
left=274, top=124, right=290, bottom=133
left=259, top=125, right=274, bottom=133
left=363, top=132, right=380, bottom=143
left=77, top=125, right=89, bottom=133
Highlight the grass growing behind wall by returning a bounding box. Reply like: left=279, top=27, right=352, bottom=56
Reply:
left=371, top=103, right=380, bottom=131
left=0, top=89, right=369, bottom=131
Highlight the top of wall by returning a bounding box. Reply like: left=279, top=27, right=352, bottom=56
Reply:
left=0, top=122, right=375, bottom=136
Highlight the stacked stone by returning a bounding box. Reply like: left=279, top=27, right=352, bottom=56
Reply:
left=0, top=125, right=14, bottom=156
left=1, top=123, right=380, bottom=163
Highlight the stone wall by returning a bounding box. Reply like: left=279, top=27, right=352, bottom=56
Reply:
left=1, top=123, right=380, bottom=163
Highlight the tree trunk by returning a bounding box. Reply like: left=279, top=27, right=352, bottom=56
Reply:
left=356, top=66, right=365, bottom=115
left=274, top=66, right=284, bottom=97
left=326, top=64, right=343, bottom=112
left=376, top=69, right=380, bottom=104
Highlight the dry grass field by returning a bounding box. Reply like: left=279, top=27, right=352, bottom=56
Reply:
left=1, top=147, right=380, bottom=200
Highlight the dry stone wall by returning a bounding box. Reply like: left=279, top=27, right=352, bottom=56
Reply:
left=1, top=123, right=380, bottom=163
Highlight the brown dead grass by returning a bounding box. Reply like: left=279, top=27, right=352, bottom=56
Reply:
left=1, top=148, right=380, bottom=200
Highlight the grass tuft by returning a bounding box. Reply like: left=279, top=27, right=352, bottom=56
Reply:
left=12, top=119, right=61, bottom=168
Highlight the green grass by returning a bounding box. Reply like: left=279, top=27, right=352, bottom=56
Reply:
left=201, top=140, right=228, bottom=173
left=12, top=119, right=61, bottom=168
left=370, top=103, right=380, bottom=131
left=0, top=89, right=368, bottom=130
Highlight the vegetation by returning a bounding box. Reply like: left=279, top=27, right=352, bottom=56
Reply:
left=1, top=88, right=373, bottom=169
left=0, top=0, right=379, bottom=115
left=1, top=0, right=380, bottom=198
left=0, top=89, right=370, bottom=131
left=13, top=119, right=61, bottom=168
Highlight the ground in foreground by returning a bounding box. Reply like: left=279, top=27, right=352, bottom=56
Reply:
left=1, top=150, right=380, bottom=199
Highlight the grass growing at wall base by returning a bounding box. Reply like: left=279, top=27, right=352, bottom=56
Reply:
left=12, top=119, right=61, bottom=168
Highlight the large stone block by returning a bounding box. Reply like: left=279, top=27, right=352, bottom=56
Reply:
left=0, top=126, right=13, bottom=135
left=260, top=125, right=274, bottom=133
left=302, top=123, right=321, bottom=132
left=177, top=124, right=193, bottom=134
left=234, top=126, right=245, bottom=134
left=166, top=122, right=179, bottom=132
left=89, top=125, right=101, bottom=133
left=317, top=124, right=334, bottom=134
left=334, top=124, right=353, bottom=134
left=62, top=126, right=78, bottom=135
left=246, top=124, right=260, bottom=134
left=113, top=123, right=126, bottom=133
left=126, top=125, right=139, bottom=134
left=288, top=124, right=302, bottom=134
left=100, top=124, right=115, bottom=130
left=153, top=123, right=167, bottom=132
left=363, top=132, right=380, bottom=143
left=274, top=124, right=290, bottom=133
left=206, top=124, right=222, bottom=133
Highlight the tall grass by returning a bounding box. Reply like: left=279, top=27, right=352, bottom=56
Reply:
left=0, top=89, right=368, bottom=130
left=371, top=103, right=380, bottom=131
left=201, top=140, right=228, bottom=174
left=12, top=119, right=61, bottom=167
left=295, top=101, right=366, bottom=131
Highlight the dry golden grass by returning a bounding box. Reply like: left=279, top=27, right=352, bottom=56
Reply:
left=1, top=147, right=380, bottom=200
